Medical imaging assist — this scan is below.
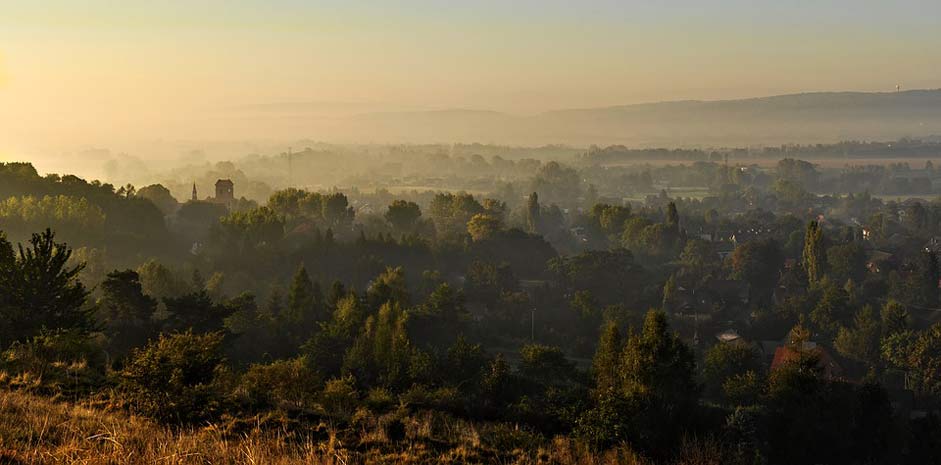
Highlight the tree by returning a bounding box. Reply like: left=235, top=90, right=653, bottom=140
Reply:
left=321, top=192, right=354, bottom=230
left=136, top=184, right=178, bottom=215
left=776, top=158, right=819, bottom=191
left=367, top=266, right=410, bottom=309
left=464, top=261, right=517, bottom=306
left=214, top=206, right=285, bottom=251
left=303, top=293, right=365, bottom=379
left=163, top=288, right=231, bottom=334
left=679, top=239, right=716, bottom=281
left=0, top=229, right=93, bottom=346
left=580, top=310, right=698, bottom=454
left=407, top=283, right=469, bottom=350
left=466, top=213, right=502, bottom=241
left=661, top=275, right=678, bottom=312
left=802, top=221, right=826, bottom=286
left=518, top=343, right=577, bottom=386
left=880, top=299, right=909, bottom=336
left=284, top=265, right=324, bottom=344
left=619, top=310, right=698, bottom=405
left=907, top=251, right=939, bottom=308
left=882, top=324, right=941, bottom=397
left=665, top=201, right=679, bottom=228
left=809, top=278, right=850, bottom=337
left=136, top=259, right=189, bottom=300
left=549, top=249, right=648, bottom=307
left=835, top=305, right=881, bottom=365
left=703, top=342, right=763, bottom=403
left=826, top=242, right=867, bottom=284
left=384, top=200, right=422, bottom=234
left=731, top=238, right=784, bottom=299
left=525, top=192, right=540, bottom=233
left=429, top=192, right=484, bottom=239
left=343, top=301, right=414, bottom=389
left=97, top=269, right=158, bottom=356
left=530, top=161, right=581, bottom=206
left=590, top=203, right=631, bottom=236
left=592, top=322, right=622, bottom=393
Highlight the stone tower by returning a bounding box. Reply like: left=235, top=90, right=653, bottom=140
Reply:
left=215, top=179, right=234, bottom=203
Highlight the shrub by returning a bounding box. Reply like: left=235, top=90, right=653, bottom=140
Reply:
left=365, top=387, right=396, bottom=412
left=321, top=376, right=359, bottom=418
left=118, top=331, right=229, bottom=424
left=239, top=356, right=320, bottom=411
left=0, top=329, right=105, bottom=395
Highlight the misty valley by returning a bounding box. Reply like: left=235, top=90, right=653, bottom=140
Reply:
left=2, top=137, right=941, bottom=464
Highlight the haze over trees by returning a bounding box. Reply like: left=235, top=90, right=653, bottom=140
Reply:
left=5, top=141, right=941, bottom=463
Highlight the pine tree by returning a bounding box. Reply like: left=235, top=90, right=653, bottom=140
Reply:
left=285, top=265, right=318, bottom=346
left=0, top=229, right=93, bottom=345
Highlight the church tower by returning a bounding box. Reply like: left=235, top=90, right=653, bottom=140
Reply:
left=192, top=182, right=198, bottom=201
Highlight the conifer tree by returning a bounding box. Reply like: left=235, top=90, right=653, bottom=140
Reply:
left=285, top=265, right=320, bottom=346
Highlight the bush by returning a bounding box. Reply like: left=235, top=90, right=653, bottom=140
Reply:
left=239, top=356, right=320, bottom=411
left=118, top=331, right=229, bottom=424
left=0, top=329, right=105, bottom=395
left=321, top=376, right=359, bottom=418
left=365, top=387, right=396, bottom=412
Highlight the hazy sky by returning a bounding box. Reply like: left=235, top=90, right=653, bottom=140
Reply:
left=2, top=0, right=940, bottom=152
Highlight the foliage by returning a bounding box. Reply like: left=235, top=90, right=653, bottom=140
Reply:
left=97, top=269, right=158, bottom=356
left=119, top=331, right=229, bottom=424
left=0, top=229, right=93, bottom=347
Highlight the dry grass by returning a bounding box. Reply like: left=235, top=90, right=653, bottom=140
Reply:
left=0, top=389, right=660, bottom=465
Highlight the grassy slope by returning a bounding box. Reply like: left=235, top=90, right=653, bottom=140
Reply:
left=0, top=389, right=652, bottom=465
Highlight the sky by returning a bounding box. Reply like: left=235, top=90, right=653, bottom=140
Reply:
left=1, top=0, right=940, bottom=155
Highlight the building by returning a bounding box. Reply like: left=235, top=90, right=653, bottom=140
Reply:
left=215, top=179, right=234, bottom=203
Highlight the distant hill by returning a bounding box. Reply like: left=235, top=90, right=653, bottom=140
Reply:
left=320, top=90, right=941, bottom=146
left=533, top=89, right=941, bottom=146
left=221, top=90, right=941, bottom=146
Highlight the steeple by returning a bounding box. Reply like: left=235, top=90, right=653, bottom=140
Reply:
left=191, top=182, right=198, bottom=201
